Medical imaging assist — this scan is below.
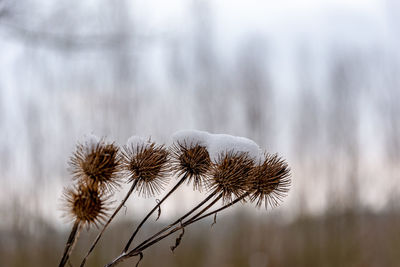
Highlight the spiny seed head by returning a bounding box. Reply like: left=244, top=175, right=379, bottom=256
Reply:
left=69, top=139, right=121, bottom=192
left=171, top=141, right=211, bottom=191
left=248, top=153, right=291, bottom=209
left=208, top=151, right=255, bottom=202
left=122, top=142, right=170, bottom=197
left=62, top=183, right=110, bottom=228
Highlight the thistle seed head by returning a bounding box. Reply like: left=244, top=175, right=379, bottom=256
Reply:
left=171, top=141, right=211, bottom=191
left=62, top=183, right=110, bottom=228
left=248, top=153, right=291, bottom=208
left=122, top=142, right=170, bottom=197
left=208, top=151, right=254, bottom=202
left=69, top=140, right=121, bottom=192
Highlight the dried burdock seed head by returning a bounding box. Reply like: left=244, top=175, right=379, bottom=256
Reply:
left=69, top=137, right=121, bottom=192
left=62, top=183, right=110, bottom=228
left=171, top=141, right=212, bottom=191
left=122, top=138, right=170, bottom=197
left=248, top=153, right=291, bottom=208
left=208, top=151, right=255, bottom=202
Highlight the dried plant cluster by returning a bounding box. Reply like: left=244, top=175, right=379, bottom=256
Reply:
left=59, top=135, right=291, bottom=267
left=121, top=142, right=170, bottom=197
left=63, top=184, right=110, bottom=228
left=70, top=141, right=121, bottom=191
left=208, top=152, right=255, bottom=202
left=171, top=142, right=211, bottom=190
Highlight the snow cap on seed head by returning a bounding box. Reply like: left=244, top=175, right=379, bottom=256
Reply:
left=207, top=151, right=255, bottom=202
left=171, top=130, right=212, bottom=191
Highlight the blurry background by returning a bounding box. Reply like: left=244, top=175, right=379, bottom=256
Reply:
left=1, top=0, right=400, bottom=266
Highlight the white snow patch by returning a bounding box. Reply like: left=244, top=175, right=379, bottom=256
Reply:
left=172, top=130, right=265, bottom=164
left=126, top=136, right=152, bottom=153
left=81, top=133, right=100, bottom=147
left=207, top=133, right=264, bottom=164
left=172, top=129, right=210, bottom=148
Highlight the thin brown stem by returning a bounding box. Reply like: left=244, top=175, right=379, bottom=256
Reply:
left=184, top=193, right=223, bottom=223
left=59, top=220, right=81, bottom=267
left=79, top=179, right=139, bottom=267
left=128, top=193, right=248, bottom=266
left=130, top=193, right=223, bottom=254
left=123, top=174, right=187, bottom=253
left=132, top=189, right=220, bottom=253
left=187, top=193, right=248, bottom=225
left=105, top=193, right=229, bottom=267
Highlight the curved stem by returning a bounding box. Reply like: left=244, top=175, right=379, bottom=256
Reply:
left=132, top=189, right=220, bottom=252
left=183, top=193, right=223, bottom=223
left=134, top=193, right=248, bottom=257
left=80, top=180, right=139, bottom=267
left=131, top=193, right=223, bottom=253
left=187, top=193, right=248, bottom=225
left=123, top=174, right=187, bottom=253
left=59, top=220, right=81, bottom=267
left=104, top=253, right=129, bottom=267
left=106, top=194, right=247, bottom=267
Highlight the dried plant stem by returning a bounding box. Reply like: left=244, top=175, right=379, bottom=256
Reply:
left=105, top=193, right=229, bottom=267
left=185, top=193, right=223, bottom=222
left=80, top=180, right=139, bottom=267
left=134, top=193, right=245, bottom=253
left=138, top=194, right=222, bottom=249
left=132, top=189, right=220, bottom=253
left=123, top=174, right=188, bottom=253
left=59, top=220, right=82, bottom=267
left=187, top=193, right=248, bottom=225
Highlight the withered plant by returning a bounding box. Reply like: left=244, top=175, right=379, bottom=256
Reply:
left=170, top=141, right=211, bottom=191
left=80, top=140, right=169, bottom=267
left=59, top=182, right=111, bottom=267
left=121, top=140, right=212, bottom=254
left=208, top=151, right=255, bottom=202
left=69, top=140, right=121, bottom=192
left=249, top=153, right=291, bottom=208
left=58, top=134, right=291, bottom=267
left=59, top=138, right=120, bottom=267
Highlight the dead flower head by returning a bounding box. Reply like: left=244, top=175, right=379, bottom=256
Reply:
left=248, top=153, right=291, bottom=208
left=122, top=141, right=170, bottom=197
left=69, top=139, right=121, bottom=192
left=171, top=141, right=211, bottom=191
left=208, top=151, right=254, bottom=202
left=62, top=183, right=110, bottom=228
